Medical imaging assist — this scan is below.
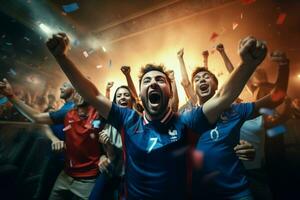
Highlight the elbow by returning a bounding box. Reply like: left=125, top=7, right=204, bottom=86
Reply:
left=181, top=80, right=191, bottom=88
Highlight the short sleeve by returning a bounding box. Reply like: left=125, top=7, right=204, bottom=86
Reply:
left=49, top=106, right=72, bottom=124
left=106, top=103, right=137, bottom=131
left=180, top=106, right=214, bottom=135
left=232, top=102, right=255, bottom=120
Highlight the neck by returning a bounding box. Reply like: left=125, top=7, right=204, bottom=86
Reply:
left=145, top=107, right=170, bottom=121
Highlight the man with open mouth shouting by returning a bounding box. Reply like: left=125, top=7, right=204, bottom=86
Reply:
left=46, top=32, right=266, bottom=200
left=177, top=41, right=289, bottom=200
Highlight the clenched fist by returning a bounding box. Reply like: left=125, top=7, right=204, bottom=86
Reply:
left=46, top=33, right=70, bottom=57
left=121, top=66, right=131, bottom=76
left=239, top=36, right=267, bottom=67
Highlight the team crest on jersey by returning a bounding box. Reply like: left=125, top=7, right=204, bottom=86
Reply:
left=168, top=129, right=178, bottom=142
left=210, top=127, right=219, bottom=141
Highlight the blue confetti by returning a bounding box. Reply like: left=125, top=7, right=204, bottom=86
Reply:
left=259, top=108, right=275, bottom=116
left=92, top=120, right=101, bottom=128
left=62, top=3, right=79, bottom=13
left=73, top=39, right=80, bottom=46
left=266, top=125, right=286, bottom=137
left=0, top=97, right=8, bottom=105
left=8, top=68, right=17, bottom=76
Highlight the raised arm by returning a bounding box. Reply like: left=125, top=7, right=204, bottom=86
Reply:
left=46, top=33, right=112, bottom=119
left=202, top=50, right=209, bottom=69
left=105, top=81, right=114, bottom=100
left=216, top=43, right=257, bottom=95
left=177, top=48, right=197, bottom=105
left=167, top=70, right=179, bottom=112
left=121, top=66, right=139, bottom=101
left=253, top=51, right=289, bottom=115
left=0, top=79, right=53, bottom=124
left=203, top=37, right=267, bottom=124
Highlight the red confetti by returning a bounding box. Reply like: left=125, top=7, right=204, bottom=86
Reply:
left=240, top=0, right=256, bottom=5
left=276, top=13, right=287, bottom=25
left=271, top=90, right=286, bottom=102
left=192, top=150, right=204, bottom=169
left=210, top=32, right=219, bottom=42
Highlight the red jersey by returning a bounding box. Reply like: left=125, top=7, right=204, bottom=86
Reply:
left=63, top=106, right=103, bottom=178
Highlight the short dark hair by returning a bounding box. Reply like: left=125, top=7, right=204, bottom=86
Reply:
left=138, top=64, right=172, bottom=90
left=191, top=67, right=218, bottom=86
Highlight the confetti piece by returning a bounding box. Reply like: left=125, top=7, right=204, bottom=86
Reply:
left=92, top=120, right=101, bottom=128
left=83, top=51, right=89, bottom=58
left=62, top=3, right=79, bottom=13
left=73, top=39, right=80, bottom=46
left=0, top=97, right=9, bottom=105
left=276, top=13, right=287, bottom=25
left=8, top=68, right=17, bottom=76
left=266, top=125, right=286, bottom=137
left=209, top=32, right=219, bottom=42
left=23, top=37, right=30, bottom=41
left=241, top=13, right=243, bottom=19
left=259, top=108, right=275, bottom=116
left=5, top=42, right=12, bottom=46
left=240, top=0, right=256, bottom=5
left=87, top=49, right=94, bottom=55
left=108, top=59, right=112, bottom=67
left=96, top=65, right=103, bottom=69
left=192, top=150, right=204, bottom=169
left=271, top=90, right=285, bottom=102
left=63, top=124, right=72, bottom=131
left=232, top=22, right=239, bottom=30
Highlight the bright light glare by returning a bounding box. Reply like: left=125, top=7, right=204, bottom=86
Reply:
left=39, top=23, right=52, bottom=34
left=102, top=46, right=107, bottom=52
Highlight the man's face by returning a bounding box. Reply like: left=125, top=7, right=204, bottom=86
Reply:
left=60, top=82, right=74, bottom=100
left=140, top=70, right=172, bottom=117
left=115, top=88, right=133, bottom=108
left=193, top=71, right=217, bottom=100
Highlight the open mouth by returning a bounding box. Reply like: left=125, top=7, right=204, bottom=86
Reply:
left=149, top=91, right=161, bottom=104
left=119, top=101, right=128, bottom=107
left=199, top=84, right=209, bottom=92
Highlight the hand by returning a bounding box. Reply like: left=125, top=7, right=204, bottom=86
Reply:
left=106, top=82, right=114, bottom=90
left=98, top=155, right=111, bottom=173
left=121, top=66, right=131, bottom=75
left=202, top=50, right=209, bottom=57
left=234, top=140, right=256, bottom=161
left=99, top=131, right=111, bottom=145
left=216, top=43, right=224, bottom=53
left=51, top=139, right=65, bottom=153
left=270, top=51, right=289, bottom=67
left=166, top=70, right=175, bottom=81
left=46, top=32, right=70, bottom=57
left=239, top=36, right=267, bottom=67
left=177, top=48, right=184, bottom=58
left=0, top=78, right=14, bottom=97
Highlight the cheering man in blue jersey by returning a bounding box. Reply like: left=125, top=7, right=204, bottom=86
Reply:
left=45, top=33, right=266, bottom=200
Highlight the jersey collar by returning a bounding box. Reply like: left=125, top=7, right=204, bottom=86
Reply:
left=143, top=107, right=174, bottom=125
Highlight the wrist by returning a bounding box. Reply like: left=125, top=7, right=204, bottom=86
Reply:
left=54, top=53, right=67, bottom=60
